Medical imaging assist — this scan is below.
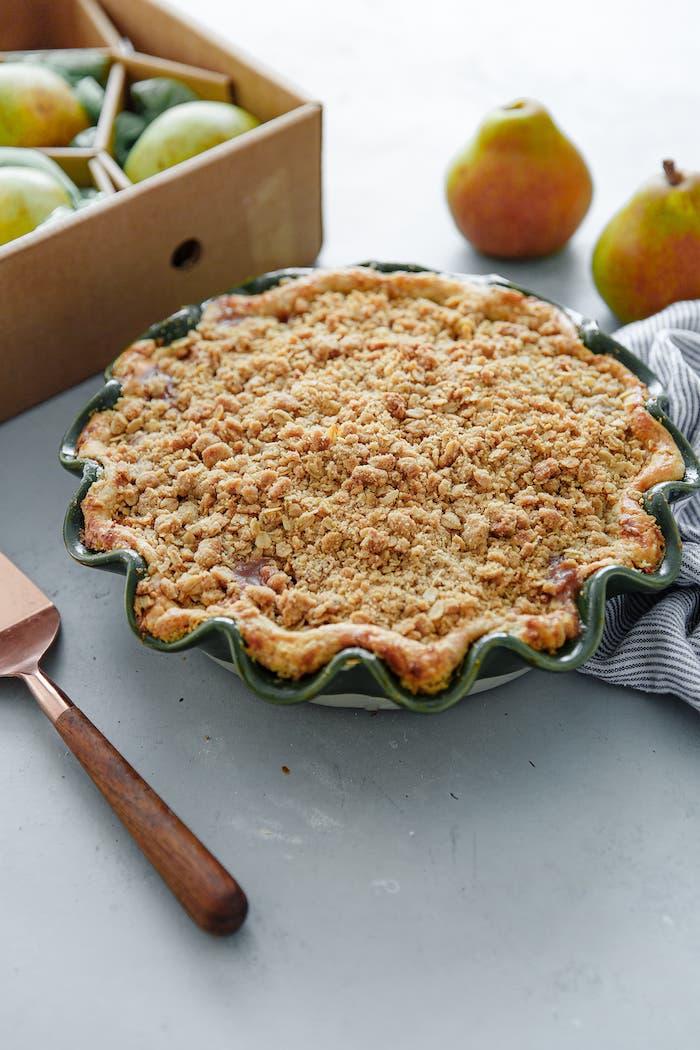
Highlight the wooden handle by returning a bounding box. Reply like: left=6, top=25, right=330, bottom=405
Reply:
left=54, top=704, right=248, bottom=935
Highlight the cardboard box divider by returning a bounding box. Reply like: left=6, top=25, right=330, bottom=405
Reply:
left=47, top=151, right=115, bottom=196
left=93, top=57, right=122, bottom=154
left=0, top=46, right=113, bottom=62
left=96, top=146, right=132, bottom=191
left=118, top=52, right=233, bottom=102
left=86, top=154, right=115, bottom=196
left=0, top=0, right=323, bottom=422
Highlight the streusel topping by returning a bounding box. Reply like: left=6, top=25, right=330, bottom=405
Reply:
left=77, top=269, right=684, bottom=692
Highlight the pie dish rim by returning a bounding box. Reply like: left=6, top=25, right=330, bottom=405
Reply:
left=59, top=262, right=700, bottom=713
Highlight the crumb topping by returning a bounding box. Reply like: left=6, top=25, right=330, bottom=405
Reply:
left=77, top=268, right=685, bottom=693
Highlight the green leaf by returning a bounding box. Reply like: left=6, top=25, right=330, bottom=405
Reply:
left=73, top=77, right=105, bottom=123
left=113, top=111, right=148, bottom=168
left=70, top=126, right=99, bottom=148
left=76, top=188, right=104, bottom=207
left=129, top=77, right=199, bottom=124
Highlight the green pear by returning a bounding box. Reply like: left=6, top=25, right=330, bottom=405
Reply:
left=123, top=100, right=259, bottom=183
left=592, top=160, right=700, bottom=323
left=446, top=99, right=593, bottom=258
left=0, top=63, right=90, bottom=147
left=0, top=165, right=73, bottom=246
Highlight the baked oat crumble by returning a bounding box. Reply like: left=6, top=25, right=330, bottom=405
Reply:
left=76, top=268, right=685, bottom=693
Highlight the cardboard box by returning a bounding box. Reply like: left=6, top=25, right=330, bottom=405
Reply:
left=0, top=0, right=323, bottom=421
left=0, top=0, right=122, bottom=52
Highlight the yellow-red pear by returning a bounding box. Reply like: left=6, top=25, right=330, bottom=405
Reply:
left=124, top=101, right=259, bottom=183
left=0, top=165, right=73, bottom=246
left=592, top=160, right=700, bottom=323
left=0, top=64, right=89, bottom=147
left=446, top=99, right=593, bottom=259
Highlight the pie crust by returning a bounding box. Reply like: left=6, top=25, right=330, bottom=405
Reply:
left=76, top=268, right=685, bottom=693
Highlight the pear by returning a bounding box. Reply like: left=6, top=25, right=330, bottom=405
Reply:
left=124, top=100, right=259, bottom=183
left=0, top=166, right=73, bottom=246
left=0, top=63, right=90, bottom=147
left=592, top=160, right=700, bottom=323
left=446, top=99, right=593, bottom=258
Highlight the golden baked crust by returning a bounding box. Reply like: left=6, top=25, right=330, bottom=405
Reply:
left=77, top=267, right=685, bottom=693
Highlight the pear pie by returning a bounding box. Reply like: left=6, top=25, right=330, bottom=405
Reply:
left=76, top=268, right=685, bottom=693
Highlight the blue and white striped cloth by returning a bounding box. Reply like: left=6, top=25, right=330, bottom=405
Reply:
left=579, top=300, right=700, bottom=707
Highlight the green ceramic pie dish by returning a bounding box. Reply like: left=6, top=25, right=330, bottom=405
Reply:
left=59, top=263, right=700, bottom=713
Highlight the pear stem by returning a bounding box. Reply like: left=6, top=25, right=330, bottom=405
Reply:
left=663, top=159, right=683, bottom=186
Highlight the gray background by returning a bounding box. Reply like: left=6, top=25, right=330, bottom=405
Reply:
left=2, top=1, right=700, bottom=1046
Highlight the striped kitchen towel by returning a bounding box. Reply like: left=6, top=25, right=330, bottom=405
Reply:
left=579, top=300, right=700, bottom=707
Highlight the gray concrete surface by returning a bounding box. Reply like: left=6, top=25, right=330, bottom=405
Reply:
left=2, top=1, right=700, bottom=1047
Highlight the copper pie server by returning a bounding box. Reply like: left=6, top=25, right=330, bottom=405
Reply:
left=0, top=550, right=247, bottom=935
